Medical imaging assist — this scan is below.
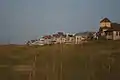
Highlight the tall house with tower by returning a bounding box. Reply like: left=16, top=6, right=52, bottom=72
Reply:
left=99, top=18, right=120, bottom=40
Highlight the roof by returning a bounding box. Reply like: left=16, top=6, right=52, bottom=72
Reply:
left=68, top=34, right=73, bottom=37
left=111, top=23, right=120, bottom=31
left=100, top=18, right=111, bottom=23
left=74, top=32, right=93, bottom=36
left=101, top=26, right=111, bottom=29
left=57, top=32, right=64, bottom=36
left=53, top=34, right=60, bottom=38
left=43, top=35, right=52, bottom=39
left=52, top=33, right=66, bottom=38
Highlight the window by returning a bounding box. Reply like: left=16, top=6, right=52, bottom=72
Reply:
left=100, top=22, right=105, bottom=27
left=106, top=22, right=111, bottom=27
left=116, top=31, right=119, bottom=36
left=107, top=32, right=112, bottom=35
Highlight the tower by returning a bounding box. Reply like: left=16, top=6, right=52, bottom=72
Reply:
left=99, top=18, right=111, bottom=36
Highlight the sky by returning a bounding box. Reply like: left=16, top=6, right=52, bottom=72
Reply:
left=0, top=0, right=120, bottom=44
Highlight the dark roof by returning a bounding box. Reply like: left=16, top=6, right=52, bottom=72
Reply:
left=57, top=32, right=64, bottom=36
left=99, top=27, right=111, bottom=30
left=68, top=34, right=73, bottom=37
left=100, top=18, right=111, bottom=23
left=53, top=33, right=66, bottom=38
left=31, top=40, right=36, bottom=43
left=43, top=35, right=52, bottom=39
left=111, top=23, right=120, bottom=31
left=53, top=34, right=60, bottom=38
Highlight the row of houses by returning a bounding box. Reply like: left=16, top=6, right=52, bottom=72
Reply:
left=25, top=17, right=120, bottom=45
left=26, top=32, right=94, bottom=45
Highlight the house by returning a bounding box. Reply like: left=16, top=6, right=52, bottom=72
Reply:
left=74, top=33, right=84, bottom=44
left=52, top=34, right=59, bottom=44
left=25, top=38, right=45, bottom=46
left=51, top=32, right=67, bottom=44
left=51, top=32, right=75, bottom=44
left=42, top=35, right=53, bottom=44
left=99, top=18, right=120, bottom=40
left=64, top=33, right=75, bottom=44
left=75, top=35, right=82, bottom=44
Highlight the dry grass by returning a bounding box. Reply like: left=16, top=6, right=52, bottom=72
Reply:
left=0, top=41, right=120, bottom=80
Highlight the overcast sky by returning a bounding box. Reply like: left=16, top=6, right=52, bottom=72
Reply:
left=0, top=0, right=120, bottom=44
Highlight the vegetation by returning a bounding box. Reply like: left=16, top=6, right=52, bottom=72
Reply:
left=0, top=41, right=120, bottom=80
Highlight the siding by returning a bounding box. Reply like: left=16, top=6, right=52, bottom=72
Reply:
left=113, top=31, right=120, bottom=40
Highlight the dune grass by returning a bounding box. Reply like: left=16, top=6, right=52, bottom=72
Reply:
left=0, top=41, right=120, bottom=80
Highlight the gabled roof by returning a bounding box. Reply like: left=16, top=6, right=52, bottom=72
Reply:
left=100, top=18, right=111, bottom=23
